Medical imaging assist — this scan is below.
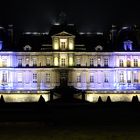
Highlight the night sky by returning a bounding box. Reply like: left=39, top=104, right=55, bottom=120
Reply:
left=0, top=0, right=140, bottom=32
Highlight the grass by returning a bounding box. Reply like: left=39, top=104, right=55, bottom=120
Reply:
left=0, top=123, right=140, bottom=140
left=0, top=101, right=139, bottom=139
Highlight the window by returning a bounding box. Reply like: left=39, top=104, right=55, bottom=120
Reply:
left=90, top=58, right=94, bottom=67
left=120, top=72, right=124, bottom=83
left=134, top=71, right=138, bottom=83
left=90, top=75, right=94, bottom=83
left=18, top=59, right=22, bottom=67
left=46, top=58, right=51, bottom=66
left=26, top=57, right=29, bottom=67
left=61, top=42, right=66, bottom=49
left=2, top=59, right=7, bottom=67
left=104, top=73, right=109, bottom=83
left=127, top=71, right=131, bottom=83
left=61, top=58, right=66, bottom=66
left=60, top=39, right=67, bottom=50
left=77, top=75, right=81, bottom=83
left=134, top=59, right=138, bottom=67
left=97, top=58, right=101, bottom=67
left=33, top=58, right=37, bottom=67
left=33, top=73, right=37, bottom=83
left=2, top=72, right=7, bottom=83
left=17, top=73, right=22, bottom=83
left=0, top=41, right=3, bottom=50
left=127, top=59, right=131, bottom=67
left=104, top=58, right=108, bottom=67
left=76, top=58, right=81, bottom=66
left=46, top=73, right=50, bottom=83
left=119, top=59, right=123, bottom=67
left=123, top=40, right=133, bottom=51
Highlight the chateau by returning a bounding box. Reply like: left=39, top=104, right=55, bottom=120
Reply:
left=0, top=22, right=140, bottom=102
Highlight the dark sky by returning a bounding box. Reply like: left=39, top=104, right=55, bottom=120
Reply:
left=0, top=0, right=140, bottom=32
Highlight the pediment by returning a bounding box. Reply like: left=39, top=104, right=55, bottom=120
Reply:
left=52, top=31, right=74, bottom=37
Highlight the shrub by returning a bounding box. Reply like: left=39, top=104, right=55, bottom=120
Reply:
left=0, top=95, right=5, bottom=103
left=106, top=96, right=111, bottom=103
left=132, top=95, right=139, bottom=103
left=38, top=95, right=45, bottom=103
left=98, top=96, right=103, bottom=103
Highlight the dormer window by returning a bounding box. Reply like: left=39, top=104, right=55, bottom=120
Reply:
left=52, top=31, right=75, bottom=51
left=0, top=41, right=3, bottom=50
left=95, top=45, right=103, bottom=51
left=24, top=45, right=32, bottom=51
left=60, top=39, right=67, bottom=50
left=123, top=40, right=133, bottom=51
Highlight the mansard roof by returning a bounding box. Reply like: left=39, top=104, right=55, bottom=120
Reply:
left=1, top=23, right=140, bottom=52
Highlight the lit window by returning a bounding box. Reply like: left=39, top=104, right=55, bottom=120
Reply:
left=2, top=59, right=7, bottom=67
left=97, top=58, right=101, bottom=67
left=18, top=59, right=22, bottom=67
left=127, top=59, right=131, bottom=67
left=119, top=59, right=123, bottom=67
left=26, top=57, right=29, bottom=67
left=46, top=58, right=51, bottom=66
left=33, top=73, right=37, bottom=83
left=46, top=73, right=50, bottom=83
left=90, top=58, right=94, bottom=67
left=127, top=71, right=131, bottom=83
left=120, top=72, right=124, bottom=83
left=104, top=73, right=109, bottom=83
left=77, top=75, right=81, bottom=83
left=17, top=73, right=22, bottom=83
left=134, top=71, right=138, bottom=83
left=76, top=58, right=81, bottom=66
left=2, top=72, right=7, bottom=83
left=134, top=59, right=138, bottom=67
left=33, top=58, right=37, bottom=67
left=90, top=75, right=94, bottom=83
left=60, top=39, right=67, bottom=50
left=61, top=42, right=66, bottom=49
left=104, top=58, right=108, bottom=67
left=123, top=40, right=133, bottom=51
left=61, top=58, right=66, bottom=66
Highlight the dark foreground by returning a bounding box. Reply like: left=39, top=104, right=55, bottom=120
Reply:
left=0, top=100, right=140, bottom=140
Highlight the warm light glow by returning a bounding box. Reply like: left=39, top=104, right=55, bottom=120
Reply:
left=2, top=94, right=50, bottom=102
left=69, top=38, right=74, bottom=50
left=54, top=57, right=59, bottom=66
left=53, top=38, right=59, bottom=50
left=60, top=39, right=67, bottom=50
left=86, top=94, right=94, bottom=102
left=128, top=71, right=131, bottom=81
left=85, top=93, right=140, bottom=102
left=69, top=57, right=73, bottom=66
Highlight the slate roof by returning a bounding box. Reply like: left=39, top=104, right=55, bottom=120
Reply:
left=1, top=23, right=140, bottom=52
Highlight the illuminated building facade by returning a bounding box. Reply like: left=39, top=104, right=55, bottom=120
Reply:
left=0, top=23, right=140, bottom=102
